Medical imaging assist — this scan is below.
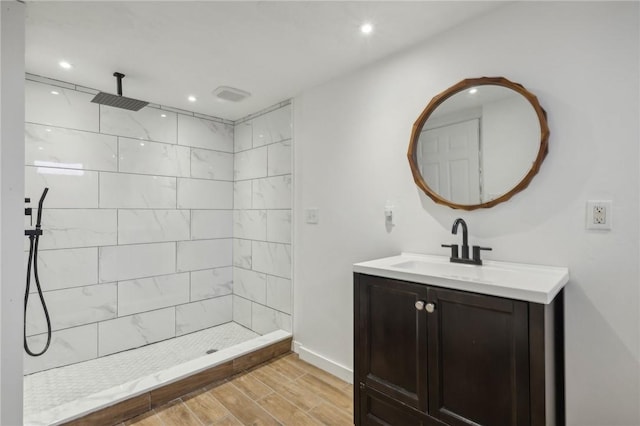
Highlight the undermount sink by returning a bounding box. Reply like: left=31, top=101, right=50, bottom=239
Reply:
left=353, top=253, right=569, bottom=304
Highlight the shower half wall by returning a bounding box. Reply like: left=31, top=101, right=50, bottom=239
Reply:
left=23, top=74, right=292, bottom=375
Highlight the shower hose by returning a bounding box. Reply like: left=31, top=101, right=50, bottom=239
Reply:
left=24, top=188, right=52, bottom=357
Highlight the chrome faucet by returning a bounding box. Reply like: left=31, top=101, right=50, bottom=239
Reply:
left=442, top=218, right=492, bottom=265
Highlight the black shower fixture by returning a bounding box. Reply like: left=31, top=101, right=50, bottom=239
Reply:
left=91, top=72, right=149, bottom=111
left=24, top=187, right=52, bottom=357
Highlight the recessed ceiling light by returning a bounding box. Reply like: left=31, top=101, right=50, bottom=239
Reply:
left=160, top=113, right=167, bottom=118
left=50, top=90, right=59, bottom=95
left=469, top=88, right=478, bottom=94
left=59, top=61, right=72, bottom=70
left=360, top=22, right=373, bottom=35
left=188, top=95, right=197, bottom=102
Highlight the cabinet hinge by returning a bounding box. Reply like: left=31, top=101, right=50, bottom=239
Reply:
left=359, top=382, right=366, bottom=390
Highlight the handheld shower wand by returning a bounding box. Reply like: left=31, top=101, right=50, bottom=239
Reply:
left=24, top=187, right=51, bottom=357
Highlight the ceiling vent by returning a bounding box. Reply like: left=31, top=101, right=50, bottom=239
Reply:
left=213, top=86, right=251, bottom=102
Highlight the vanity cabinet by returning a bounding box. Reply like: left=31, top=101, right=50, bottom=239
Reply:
left=354, top=273, right=564, bottom=426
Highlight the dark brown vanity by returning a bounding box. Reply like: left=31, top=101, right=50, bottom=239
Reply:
left=353, top=254, right=568, bottom=426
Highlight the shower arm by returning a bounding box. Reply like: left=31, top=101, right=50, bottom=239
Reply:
left=114, top=72, right=125, bottom=97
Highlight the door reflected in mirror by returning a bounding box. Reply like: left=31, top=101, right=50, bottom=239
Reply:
left=408, top=77, right=549, bottom=210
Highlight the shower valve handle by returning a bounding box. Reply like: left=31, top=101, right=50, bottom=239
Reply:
left=25, top=198, right=33, bottom=226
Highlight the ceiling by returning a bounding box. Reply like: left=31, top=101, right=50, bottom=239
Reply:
left=25, top=1, right=503, bottom=121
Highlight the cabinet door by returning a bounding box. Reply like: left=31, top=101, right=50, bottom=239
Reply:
left=359, top=389, right=430, bottom=426
left=355, top=274, right=429, bottom=414
left=427, top=287, right=530, bottom=426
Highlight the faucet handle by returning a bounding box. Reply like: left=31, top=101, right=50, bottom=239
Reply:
left=441, top=244, right=459, bottom=260
left=25, top=198, right=33, bottom=226
left=472, top=245, right=492, bottom=264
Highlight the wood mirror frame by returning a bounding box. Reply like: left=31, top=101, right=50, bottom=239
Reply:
left=408, top=76, right=549, bottom=210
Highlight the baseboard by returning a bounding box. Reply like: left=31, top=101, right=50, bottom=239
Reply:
left=293, top=340, right=353, bottom=384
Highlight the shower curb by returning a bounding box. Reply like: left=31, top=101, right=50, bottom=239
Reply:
left=59, top=337, right=292, bottom=426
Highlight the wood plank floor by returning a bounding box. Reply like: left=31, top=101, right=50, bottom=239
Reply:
left=119, top=353, right=354, bottom=426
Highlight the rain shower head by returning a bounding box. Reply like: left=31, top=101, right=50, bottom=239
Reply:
left=91, top=72, right=149, bottom=111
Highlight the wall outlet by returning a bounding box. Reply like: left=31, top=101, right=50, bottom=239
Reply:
left=586, top=200, right=612, bottom=230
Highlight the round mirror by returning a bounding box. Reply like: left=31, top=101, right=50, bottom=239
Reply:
left=408, top=77, right=549, bottom=210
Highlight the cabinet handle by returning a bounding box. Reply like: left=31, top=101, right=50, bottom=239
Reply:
left=425, top=302, right=435, bottom=313
left=415, top=300, right=426, bottom=311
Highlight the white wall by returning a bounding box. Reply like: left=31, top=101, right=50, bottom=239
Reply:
left=0, top=2, right=26, bottom=424
left=293, top=2, right=639, bottom=425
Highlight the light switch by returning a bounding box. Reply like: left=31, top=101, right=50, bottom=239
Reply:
left=305, top=208, right=319, bottom=224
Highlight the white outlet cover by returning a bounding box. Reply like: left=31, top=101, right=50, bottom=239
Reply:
left=586, top=200, right=612, bottom=230
left=305, top=208, right=319, bottom=224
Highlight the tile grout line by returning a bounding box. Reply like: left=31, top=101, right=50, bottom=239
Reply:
left=30, top=265, right=230, bottom=296
left=224, top=379, right=284, bottom=425
left=295, top=372, right=354, bottom=418
left=25, top=295, right=236, bottom=345
left=26, top=163, right=237, bottom=183
left=95, top=312, right=100, bottom=362
left=253, top=363, right=323, bottom=414
left=175, top=397, right=206, bottom=426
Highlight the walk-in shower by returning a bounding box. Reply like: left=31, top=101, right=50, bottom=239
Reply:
left=23, top=74, right=293, bottom=424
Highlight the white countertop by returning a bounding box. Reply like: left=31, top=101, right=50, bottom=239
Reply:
left=353, top=253, right=569, bottom=304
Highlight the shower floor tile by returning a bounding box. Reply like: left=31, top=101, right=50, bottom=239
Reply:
left=24, top=322, right=259, bottom=419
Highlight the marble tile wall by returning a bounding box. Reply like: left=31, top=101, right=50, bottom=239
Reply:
left=24, top=77, right=237, bottom=374
left=232, top=104, right=293, bottom=336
